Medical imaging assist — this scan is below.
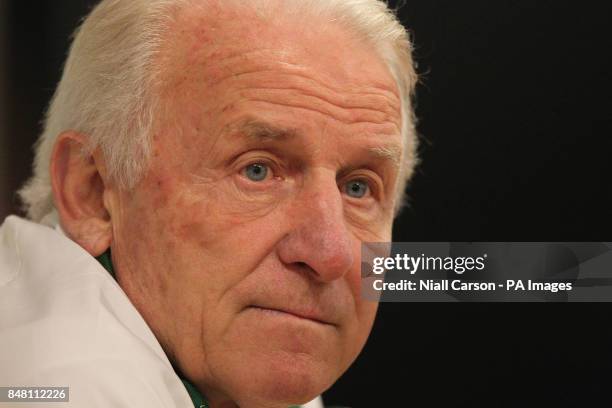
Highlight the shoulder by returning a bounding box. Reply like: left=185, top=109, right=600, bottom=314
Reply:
left=0, top=216, right=192, bottom=408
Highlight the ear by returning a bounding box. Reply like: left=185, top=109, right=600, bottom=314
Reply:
left=50, top=131, right=112, bottom=256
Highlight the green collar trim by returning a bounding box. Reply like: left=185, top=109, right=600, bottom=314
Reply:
left=97, top=249, right=115, bottom=277
left=181, top=378, right=209, bottom=408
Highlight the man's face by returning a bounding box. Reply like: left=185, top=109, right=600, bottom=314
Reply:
left=108, top=5, right=404, bottom=407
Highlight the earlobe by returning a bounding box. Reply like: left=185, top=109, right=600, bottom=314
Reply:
left=50, top=131, right=112, bottom=256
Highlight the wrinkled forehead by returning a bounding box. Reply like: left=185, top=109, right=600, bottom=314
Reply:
left=157, top=2, right=401, bottom=108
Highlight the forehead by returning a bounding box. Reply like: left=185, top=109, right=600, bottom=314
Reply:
left=156, top=2, right=402, bottom=148
left=161, top=4, right=400, bottom=102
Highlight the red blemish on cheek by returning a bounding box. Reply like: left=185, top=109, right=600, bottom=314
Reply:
left=143, top=175, right=177, bottom=210
left=154, top=193, right=169, bottom=209
left=164, top=237, right=178, bottom=253
left=195, top=28, right=210, bottom=43
left=175, top=219, right=215, bottom=250
left=222, top=103, right=236, bottom=113
left=167, top=199, right=220, bottom=249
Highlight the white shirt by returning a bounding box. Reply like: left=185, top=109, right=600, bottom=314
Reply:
left=0, top=216, right=323, bottom=408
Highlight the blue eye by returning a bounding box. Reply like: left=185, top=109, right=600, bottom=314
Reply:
left=244, top=163, right=269, bottom=182
left=345, top=180, right=369, bottom=198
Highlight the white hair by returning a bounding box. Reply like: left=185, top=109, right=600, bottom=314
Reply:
left=19, top=0, right=418, bottom=222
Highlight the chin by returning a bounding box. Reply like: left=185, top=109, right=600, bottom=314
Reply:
left=217, top=349, right=339, bottom=407
left=202, top=308, right=354, bottom=406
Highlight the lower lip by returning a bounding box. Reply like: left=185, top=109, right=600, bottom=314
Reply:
left=247, top=306, right=329, bottom=326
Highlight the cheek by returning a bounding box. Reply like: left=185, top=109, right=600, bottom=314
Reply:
left=143, top=176, right=288, bottom=302
left=330, top=241, right=380, bottom=369
left=334, top=292, right=378, bottom=377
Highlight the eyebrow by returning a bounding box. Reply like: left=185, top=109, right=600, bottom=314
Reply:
left=229, top=118, right=402, bottom=168
left=232, top=119, right=301, bottom=141
left=368, top=145, right=402, bottom=168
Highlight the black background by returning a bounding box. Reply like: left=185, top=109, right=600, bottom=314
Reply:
left=2, top=1, right=612, bottom=407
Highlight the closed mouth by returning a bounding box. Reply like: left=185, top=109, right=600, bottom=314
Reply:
left=247, top=305, right=335, bottom=327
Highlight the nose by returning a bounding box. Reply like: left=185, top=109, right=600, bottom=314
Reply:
left=276, top=174, right=354, bottom=283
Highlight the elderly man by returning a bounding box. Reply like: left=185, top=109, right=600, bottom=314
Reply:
left=0, top=0, right=417, bottom=407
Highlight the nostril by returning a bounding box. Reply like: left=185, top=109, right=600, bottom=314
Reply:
left=293, top=261, right=317, bottom=277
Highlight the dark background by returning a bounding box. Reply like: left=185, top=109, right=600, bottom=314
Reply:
left=1, top=1, right=611, bottom=407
